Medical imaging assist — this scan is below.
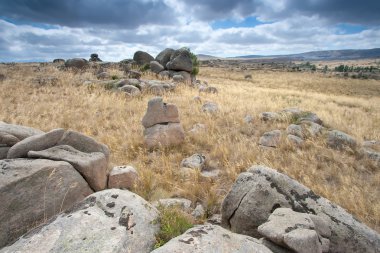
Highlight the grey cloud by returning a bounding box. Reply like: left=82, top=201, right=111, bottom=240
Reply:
left=0, top=0, right=176, bottom=28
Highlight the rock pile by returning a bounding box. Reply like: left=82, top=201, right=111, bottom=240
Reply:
left=142, top=97, right=185, bottom=148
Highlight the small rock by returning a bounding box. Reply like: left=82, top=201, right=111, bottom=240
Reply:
left=143, top=123, right=185, bottom=149
left=260, top=112, right=280, bottom=122
left=244, top=74, right=252, bottom=80
left=118, top=85, right=141, bottom=97
left=150, top=61, right=164, bottom=74
left=259, top=130, right=282, bottom=148
left=287, top=134, right=304, bottom=146
left=202, top=102, right=219, bottom=114
left=286, top=124, right=303, bottom=138
left=189, top=123, right=206, bottom=134
left=142, top=97, right=180, bottom=128
left=96, top=72, right=109, bottom=80
left=299, top=112, right=323, bottom=125
left=300, top=121, right=323, bottom=137
left=172, top=75, right=185, bottom=83
left=191, top=203, right=205, bottom=219
left=180, top=154, right=206, bottom=170
left=327, top=130, right=357, bottom=150
left=108, top=165, right=138, bottom=190
left=201, top=169, right=221, bottom=179
left=207, top=214, right=222, bottom=225
left=244, top=115, right=254, bottom=124
left=127, top=70, right=142, bottom=79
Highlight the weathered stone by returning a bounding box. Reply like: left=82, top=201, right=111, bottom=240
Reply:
left=360, top=147, right=380, bottom=164
left=151, top=224, right=273, bottom=253
left=192, top=204, right=205, bottom=219
left=142, top=97, right=180, bottom=128
left=150, top=61, right=165, bottom=74
left=173, top=74, right=185, bottom=83
left=260, top=112, right=281, bottom=122
left=259, top=238, right=294, bottom=253
left=1, top=189, right=159, bottom=253
left=166, top=48, right=193, bottom=72
left=143, top=123, right=185, bottom=149
left=118, top=85, right=141, bottom=97
left=28, top=145, right=107, bottom=191
left=0, top=132, right=19, bottom=146
left=0, top=122, right=44, bottom=141
left=180, top=154, right=206, bottom=170
left=327, top=130, right=357, bottom=150
left=96, top=72, right=109, bottom=79
left=259, top=130, right=282, bottom=148
left=287, top=134, right=304, bottom=146
left=155, top=48, right=175, bottom=68
left=298, top=112, right=323, bottom=125
left=7, top=128, right=65, bottom=159
left=153, top=198, right=192, bottom=212
left=127, top=70, right=142, bottom=79
left=189, top=123, right=206, bottom=134
left=300, top=121, right=323, bottom=137
left=284, top=229, right=322, bottom=253
left=221, top=165, right=380, bottom=253
left=133, top=51, right=154, bottom=65
left=108, top=165, right=138, bottom=190
left=0, top=147, right=10, bottom=159
left=286, top=124, right=303, bottom=138
left=199, top=86, right=218, bottom=94
left=57, top=130, right=110, bottom=161
left=65, top=58, right=88, bottom=69
left=0, top=159, right=92, bottom=248
left=202, top=102, right=219, bottom=114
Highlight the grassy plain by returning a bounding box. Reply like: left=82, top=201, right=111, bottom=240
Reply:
left=0, top=63, right=379, bottom=231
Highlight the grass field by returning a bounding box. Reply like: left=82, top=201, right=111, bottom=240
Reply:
left=1, top=63, right=379, bottom=232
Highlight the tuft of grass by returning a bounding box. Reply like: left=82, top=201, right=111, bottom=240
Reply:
left=154, top=206, right=194, bottom=249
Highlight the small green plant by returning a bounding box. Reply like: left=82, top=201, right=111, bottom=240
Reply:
left=154, top=206, right=194, bottom=249
left=111, top=75, right=119, bottom=80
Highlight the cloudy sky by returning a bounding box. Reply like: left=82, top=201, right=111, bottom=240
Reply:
left=0, top=0, right=379, bottom=62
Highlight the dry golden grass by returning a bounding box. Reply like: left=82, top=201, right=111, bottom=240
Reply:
left=0, top=63, right=379, bottom=231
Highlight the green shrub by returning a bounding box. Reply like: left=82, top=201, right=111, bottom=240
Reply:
left=140, top=63, right=150, bottom=72
left=154, top=206, right=194, bottom=249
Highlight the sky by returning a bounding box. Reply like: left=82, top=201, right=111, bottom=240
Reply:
left=0, top=0, right=379, bottom=62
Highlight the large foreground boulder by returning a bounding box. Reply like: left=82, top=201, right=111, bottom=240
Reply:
left=151, top=224, right=273, bottom=253
left=0, top=159, right=93, bottom=248
left=221, top=165, right=380, bottom=253
left=1, top=189, right=159, bottom=253
left=28, top=145, right=108, bottom=191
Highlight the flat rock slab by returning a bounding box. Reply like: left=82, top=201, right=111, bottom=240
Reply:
left=28, top=145, right=107, bottom=191
left=57, top=130, right=110, bottom=161
left=0, top=189, right=159, bottom=253
left=142, top=97, right=180, bottom=128
left=151, top=224, right=273, bottom=253
left=7, top=128, right=64, bottom=158
left=0, top=122, right=44, bottom=141
left=0, top=159, right=92, bottom=248
left=221, top=165, right=380, bottom=253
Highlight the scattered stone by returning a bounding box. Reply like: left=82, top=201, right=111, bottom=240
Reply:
left=244, top=74, right=252, bottom=80
left=89, top=53, right=102, bottom=62
left=57, top=130, right=110, bottom=162
left=180, top=154, right=206, bottom=170
left=127, top=70, right=142, bottom=79
left=166, top=48, right=193, bottom=72
left=0, top=122, right=44, bottom=141
left=189, top=123, right=206, bottom=134
left=143, top=123, right=185, bottom=149
left=202, top=102, right=219, bottom=114
left=150, top=61, right=164, bottom=74
left=153, top=198, right=192, bottom=213
left=173, top=74, right=185, bottom=83
left=133, top=51, right=154, bottom=66
left=259, top=130, right=282, bottom=148
left=221, top=165, right=380, bottom=253
left=260, top=112, right=281, bottom=122
left=199, top=86, right=218, bottom=94
left=287, top=134, right=304, bottom=147
left=118, top=85, right=141, bottom=97
left=155, top=48, right=175, bottom=68
left=127, top=78, right=141, bottom=88
left=158, top=70, right=170, bottom=78
left=360, top=147, right=380, bottom=164
left=28, top=145, right=108, bottom=191
left=65, top=58, right=89, bottom=69
left=1, top=189, right=159, bottom=253
left=108, top=165, right=138, bottom=190
left=192, top=204, right=205, bottom=219
left=151, top=224, right=273, bottom=253
left=96, top=72, right=109, bottom=80
left=244, top=115, right=254, bottom=124
left=0, top=159, right=92, bottom=248
left=300, top=121, right=323, bottom=137
left=286, top=124, right=303, bottom=138
left=7, top=128, right=65, bottom=159
left=327, top=130, right=357, bottom=150
left=258, top=208, right=330, bottom=253
left=142, top=97, right=180, bottom=128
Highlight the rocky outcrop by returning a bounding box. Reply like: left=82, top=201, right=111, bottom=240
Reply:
left=1, top=189, right=159, bottom=253
left=221, top=165, right=380, bottom=253
left=155, top=48, right=175, bottom=67
left=166, top=48, right=193, bottom=73
left=28, top=145, right=108, bottom=191
left=0, top=159, right=93, bottom=248
left=151, top=224, right=273, bottom=253
left=133, top=51, right=154, bottom=65
left=65, top=58, right=89, bottom=69
left=142, top=97, right=185, bottom=148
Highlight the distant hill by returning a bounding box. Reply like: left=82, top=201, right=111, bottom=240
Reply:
left=233, top=48, right=380, bottom=61
left=196, top=54, right=220, bottom=60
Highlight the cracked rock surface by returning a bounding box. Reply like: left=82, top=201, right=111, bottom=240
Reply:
left=221, top=165, right=380, bottom=253
left=0, top=189, right=159, bottom=253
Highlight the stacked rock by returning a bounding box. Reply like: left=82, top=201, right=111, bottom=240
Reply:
left=142, top=97, right=185, bottom=149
